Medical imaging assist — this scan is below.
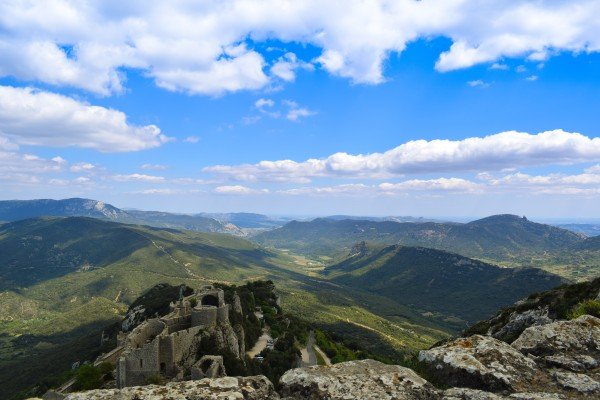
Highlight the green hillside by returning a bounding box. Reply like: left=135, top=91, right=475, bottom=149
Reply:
left=0, top=217, right=454, bottom=398
left=325, top=243, right=566, bottom=322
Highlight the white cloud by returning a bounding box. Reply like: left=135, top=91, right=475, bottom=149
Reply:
left=183, top=136, right=200, bottom=144
left=286, top=107, right=315, bottom=121
left=490, top=62, right=509, bottom=70
left=0, top=86, right=169, bottom=152
left=70, top=162, right=95, bottom=172
left=131, top=188, right=201, bottom=195
left=467, top=80, right=490, bottom=88
left=255, top=98, right=275, bottom=109
left=379, top=178, right=482, bottom=193
left=1, top=1, right=599, bottom=94
left=271, top=52, right=313, bottom=82
left=213, top=185, right=269, bottom=195
left=526, top=75, right=539, bottom=81
left=113, top=173, right=165, bottom=183
left=280, top=184, right=371, bottom=196
left=141, top=163, right=168, bottom=170
left=204, top=130, right=600, bottom=182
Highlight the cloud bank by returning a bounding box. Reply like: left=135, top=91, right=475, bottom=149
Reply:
left=1, top=1, right=599, bottom=95
left=204, top=130, right=600, bottom=182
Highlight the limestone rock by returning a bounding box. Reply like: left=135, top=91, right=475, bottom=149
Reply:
left=511, top=315, right=600, bottom=371
left=550, top=370, right=600, bottom=394
left=62, top=376, right=279, bottom=399
left=491, top=307, right=552, bottom=343
left=442, top=387, right=505, bottom=399
left=121, top=305, right=146, bottom=332
left=418, top=335, right=539, bottom=392
left=191, top=355, right=226, bottom=380
left=279, top=359, right=438, bottom=399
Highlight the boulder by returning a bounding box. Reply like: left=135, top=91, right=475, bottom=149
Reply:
left=279, top=359, right=438, bottom=399
left=61, top=376, right=279, bottom=399
left=511, top=315, right=600, bottom=372
left=418, top=335, right=539, bottom=392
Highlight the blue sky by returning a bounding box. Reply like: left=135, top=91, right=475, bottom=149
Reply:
left=1, top=1, right=600, bottom=218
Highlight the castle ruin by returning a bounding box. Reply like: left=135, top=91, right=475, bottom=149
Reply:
left=116, top=285, right=233, bottom=388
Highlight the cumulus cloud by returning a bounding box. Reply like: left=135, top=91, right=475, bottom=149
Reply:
left=213, top=185, right=269, bottom=195
left=70, top=162, right=96, bottom=172
left=379, top=178, right=482, bottom=193
left=112, top=173, right=165, bottom=183
left=204, top=130, right=600, bottom=182
left=0, top=86, right=169, bottom=152
left=141, top=163, right=168, bottom=170
left=280, top=184, right=371, bottom=196
left=271, top=52, right=314, bottom=82
left=467, top=80, right=490, bottom=88
left=0, top=1, right=598, bottom=94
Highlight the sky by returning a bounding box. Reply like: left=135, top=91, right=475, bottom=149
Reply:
left=1, top=0, right=600, bottom=218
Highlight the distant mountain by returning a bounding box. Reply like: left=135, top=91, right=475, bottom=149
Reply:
left=324, top=215, right=439, bottom=223
left=199, top=212, right=290, bottom=229
left=326, top=243, right=566, bottom=322
left=253, top=214, right=585, bottom=262
left=557, top=223, right=600, bottom=237
left=0, top=198, right=241, bottom=235
left=0, top=198, right=128, bottom=221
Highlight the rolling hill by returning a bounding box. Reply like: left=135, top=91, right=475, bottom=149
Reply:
left=253, top=214, right=586, bottom=263
left=325, top=243, right=566, bottom=322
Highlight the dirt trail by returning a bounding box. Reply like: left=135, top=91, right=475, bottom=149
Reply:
left=246, top=330, right=272, bottom=358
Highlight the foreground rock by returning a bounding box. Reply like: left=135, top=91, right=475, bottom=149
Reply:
left=418, top=335, right=539, bottom=392
left=279, top=359, right=438, bottom=399
left=512, top=315, right=600, bottom=371
left=58, top=376, right=279, bottom=399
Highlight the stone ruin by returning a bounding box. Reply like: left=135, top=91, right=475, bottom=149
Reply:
left=115, top=285, right=231, bottom=388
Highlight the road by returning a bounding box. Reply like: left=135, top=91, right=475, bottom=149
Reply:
left=300, top=331, right=317, bottom=366
left=246, top=331, right=272, bottom=358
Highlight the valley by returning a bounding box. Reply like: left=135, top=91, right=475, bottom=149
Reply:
left=0, top=202, right=598, bottom=398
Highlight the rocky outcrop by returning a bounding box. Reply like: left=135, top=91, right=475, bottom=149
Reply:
left=58, top=376, right=279, bottom=399
left=279, top=359, right=438, bottom=399
left=490, top=307, right=553, bottom=342
left=512, top=315, right=600, bottom=371
left=418, top=335, right=539, bottom=392
left=420, top=316, right=600, bottom=398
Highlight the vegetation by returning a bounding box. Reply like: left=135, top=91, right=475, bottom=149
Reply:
left=326, top=244, right=566, bottom=323
left=465, top=277, right=600, bottom=341
left=568, top=299, right=600, bottom=319
left=73, top=362, right=113, bottom=391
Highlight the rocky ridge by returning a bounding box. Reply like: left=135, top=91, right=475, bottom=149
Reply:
left=35, top=279, right=600, bottom=399
left=36, top=314, right=600, bottom=399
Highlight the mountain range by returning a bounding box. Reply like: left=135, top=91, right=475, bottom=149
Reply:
left=0, top=198, right=286, bottom=235
left=253, top=214, right=588, bottom=261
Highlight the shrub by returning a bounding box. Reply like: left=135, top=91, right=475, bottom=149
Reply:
left=568, top=299, right=600, bottom=319
left=74, top=364, right=102, bottom=391
left=189, top=297, right=198, bottom=308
